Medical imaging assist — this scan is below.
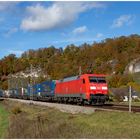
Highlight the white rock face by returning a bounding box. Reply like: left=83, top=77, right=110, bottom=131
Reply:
left=128, top=65, right=134, bottom=73
left=125, top=58, right=140, bottom=73
left=133, top=62, right=140, bottom=73
left=9, top=67, right=48, bottom=79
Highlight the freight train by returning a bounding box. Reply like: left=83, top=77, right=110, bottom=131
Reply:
left=2, top=74, right=109, bottom=105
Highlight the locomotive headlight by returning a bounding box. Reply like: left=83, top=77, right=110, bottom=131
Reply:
left=90, top=86, right=96, bottom=90
left=102, top=86, right=107, bottom=90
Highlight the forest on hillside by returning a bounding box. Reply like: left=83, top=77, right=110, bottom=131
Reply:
left=1, top=34, right=140, bottom=90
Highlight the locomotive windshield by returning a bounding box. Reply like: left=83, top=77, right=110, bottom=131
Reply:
left=89, top=77, right=106, bottom=83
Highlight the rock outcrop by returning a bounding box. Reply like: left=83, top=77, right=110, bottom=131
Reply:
left=125, top=58, right=140, bottom=74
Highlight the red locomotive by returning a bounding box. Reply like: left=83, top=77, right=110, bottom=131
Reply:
left=55, top=74, right=109, bottom=104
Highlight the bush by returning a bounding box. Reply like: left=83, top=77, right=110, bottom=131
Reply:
left=11, top=106, right=22, bottom=115
left=113, top=95, right=123, bottom=102
left=108, top=90, right=114, bottom=102
left=108, top=74, right=133, bottom=88
left=133, top=98, right=140, bottom=102
left=128, top=82, right=140, bottom=93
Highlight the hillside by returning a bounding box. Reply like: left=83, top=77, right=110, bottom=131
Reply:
left=1, top=34, right=140, bottom=89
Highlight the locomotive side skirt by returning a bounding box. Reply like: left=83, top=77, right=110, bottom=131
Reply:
left=55, top=93, right=86, bottom=99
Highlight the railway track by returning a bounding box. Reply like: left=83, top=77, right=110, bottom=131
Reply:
left=1, top=97, right=140, bottom=113
left=94, top=104, right=140, bottom=112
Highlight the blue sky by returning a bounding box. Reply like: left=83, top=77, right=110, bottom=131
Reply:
left=0, top=1, right=140, bottom=58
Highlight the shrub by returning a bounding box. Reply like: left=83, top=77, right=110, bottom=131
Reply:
left=11, top=106, right=22, bottom=115
left=108, top=74, right=133, bottom=88
left=133, top=98, right=140, bottom=102
left=108, top=90, right=114, bottom=102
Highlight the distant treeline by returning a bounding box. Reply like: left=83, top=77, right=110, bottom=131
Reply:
left=1, top=34, right=140, bottom=89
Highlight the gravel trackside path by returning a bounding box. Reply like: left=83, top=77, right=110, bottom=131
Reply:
left=4, top=98, right=95, bottom=114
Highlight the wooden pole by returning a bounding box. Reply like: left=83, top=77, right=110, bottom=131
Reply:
left=129, top=85, right=132, bottom=113
left=79, top=66, right=82, bottom=75
left=30, top=64, right=33, bottom=100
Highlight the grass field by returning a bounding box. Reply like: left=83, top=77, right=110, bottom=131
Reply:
left=1, top=99, right=140, bottom=138
left=0, top=101, right=9, bottom=138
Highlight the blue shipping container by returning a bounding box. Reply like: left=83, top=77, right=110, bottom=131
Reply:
left=32, top=80, right=56, bottom=97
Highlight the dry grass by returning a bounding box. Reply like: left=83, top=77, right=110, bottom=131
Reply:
left=11, top=106, right=22, bottom=115
left=7, top=105, right=79, bottom=138
left=1, top=100, right=140, bottom=139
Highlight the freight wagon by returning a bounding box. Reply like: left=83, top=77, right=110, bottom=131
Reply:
left=18, top=87, right=30, bottom=99
left=9, top=87, right=30, bottom=99
left=9, top=89, right=19, bottom=98
left=32, top=80, right=56, bottom=100
left=55, top=74, right=109, bottom=104
left=7, top=80, right=56, bottom=101
left=0, top=89, right=3, bottom=97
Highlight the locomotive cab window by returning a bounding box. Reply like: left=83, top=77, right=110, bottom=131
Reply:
left=89, top=77, right=106, bottom=83
left=89, top=77, right=98, bottom=83
left=98, top=77, right=106, bottom=83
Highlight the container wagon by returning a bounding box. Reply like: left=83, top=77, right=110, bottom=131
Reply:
left=0, top=89, right=3, bottom=97
left=32, top=80, right=56, bottom=101
left=19, top=87, right=30, bottom=99
left=9, top=89, right=19, bottom=98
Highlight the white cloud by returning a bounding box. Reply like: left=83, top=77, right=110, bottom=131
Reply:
left=73, top=26, right=87, bottom=34
left=111, top=15, right=134, bottom=28
left=20, top=2, right=105, bottom=31
left=0, top=2, right=18, bottom=11
left=96, top=33, right=103, bottom=38
left=4, top=27, right=18, bottom=37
